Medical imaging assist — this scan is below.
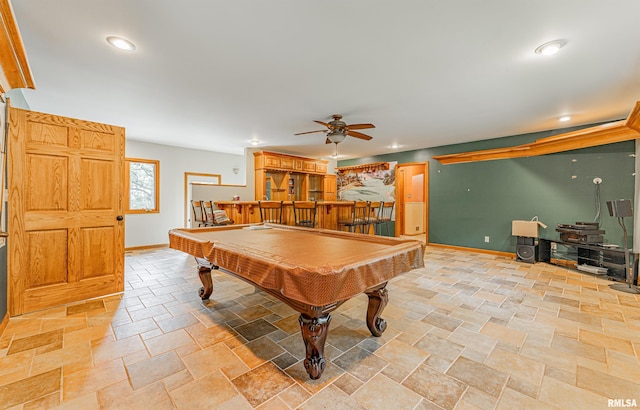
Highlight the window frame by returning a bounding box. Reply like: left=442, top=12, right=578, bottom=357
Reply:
left=125, top=157, right=160, bottom=214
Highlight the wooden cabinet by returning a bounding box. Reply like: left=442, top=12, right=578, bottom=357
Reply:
left=255, top=151, right=327, bottom=174
left=280, top=156, right=295, bottom=170
left=324, top=174, right=337, bottom=201
left=303, top=160, right=316, bottom=173
left=264, top=155, right=280, bottom=168
left=268, top=172, right=290, bottom=201
left=261, top=154, right=303, bottom=171
left=316, top=162, right=327, bottom=173
left=254, top=151, right=331, bottom=201
left=307, top=174, right=324, bottom=201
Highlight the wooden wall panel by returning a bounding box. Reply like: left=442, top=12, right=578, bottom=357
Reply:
left=26, top=122, right=68, bottom=146
left=81, top=159, right=114, bottom=210
left=80, top=130, right=115, bottom=153
left=26, top=230, right=68, bottom=287
left=27, top=154, right=68, bottom=211
left=81, top=227, right=114, bottom=279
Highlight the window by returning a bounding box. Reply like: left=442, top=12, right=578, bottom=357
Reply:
left=126, top=158, right=159, bottom=213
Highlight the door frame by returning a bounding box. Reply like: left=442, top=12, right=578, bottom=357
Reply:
left=395, top=162, right=429, bottom=240
left=184, top=172, right=221, bottom=227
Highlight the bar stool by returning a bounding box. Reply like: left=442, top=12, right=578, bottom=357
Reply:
left=202, top=200, right=216, bottom=226
left=292, top=201, right=317, bottom=228
left=373, top=201, right=395, bottom=236
left=191, top=200, right=208, bottom=227
left=258, top=200, right=284, bottom=224
left=337, top=201, right=371, bottom=233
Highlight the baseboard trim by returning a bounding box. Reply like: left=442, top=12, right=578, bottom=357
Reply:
left=428, top=243, right=515, bottom=259
left=125, top=243, right=168, bottom=252
left=0, top=312, right=9, bottom=338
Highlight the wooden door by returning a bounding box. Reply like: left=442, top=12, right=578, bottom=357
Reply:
left=396, top=162, right=429, bottom=239
left=8, top=106, right=125, bottom=316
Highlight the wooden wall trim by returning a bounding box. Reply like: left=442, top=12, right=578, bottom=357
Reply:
left=0, top=0, right=35, bottom=93
left=428, top=243, right=515, bottom=259
left=433, top=101, right=640, bottom=165
left=125, top=243, right=168, bottom=252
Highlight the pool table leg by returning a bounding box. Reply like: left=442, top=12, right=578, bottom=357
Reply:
left=197, top=265, right=214, bottom=300
left=365, top=283, right=388, bottom=337
left=298, top=313, right=331, bottom=380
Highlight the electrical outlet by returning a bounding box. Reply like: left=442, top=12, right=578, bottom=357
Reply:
left=416, top=226, right=420, bottom=231
left=484, top=236, right=490, bottom=243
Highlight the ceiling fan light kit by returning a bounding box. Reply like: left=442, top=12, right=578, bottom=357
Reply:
left=327, top=131, right=346, bottom=144
left=295, top=114, right=376, bottom=156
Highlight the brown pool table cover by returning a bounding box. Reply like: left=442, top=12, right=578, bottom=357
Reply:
left=169, top=224, right=425, bottom=306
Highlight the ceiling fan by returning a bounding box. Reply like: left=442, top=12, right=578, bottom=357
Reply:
left=295, top=114, right=375, bottom=144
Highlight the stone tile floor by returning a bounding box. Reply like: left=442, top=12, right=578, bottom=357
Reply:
left=1, top=245, right=639, bottom=409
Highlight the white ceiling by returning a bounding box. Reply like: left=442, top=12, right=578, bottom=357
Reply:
left=10, top=0, right=640, bottom=160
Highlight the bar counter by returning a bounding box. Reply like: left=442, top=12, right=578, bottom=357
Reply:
left=214, top=201, right=371, bottom=231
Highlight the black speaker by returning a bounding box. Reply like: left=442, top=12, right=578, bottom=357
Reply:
left=517, top=236, right=535, bottom=245
left=538, top=239, right=551, bottom=263
left=516, top=236, right=538, bottom=263
left=516, top=244, right=538, bottom=263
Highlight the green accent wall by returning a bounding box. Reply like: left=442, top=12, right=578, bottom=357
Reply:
left=339, top=124, right=635, bottom=253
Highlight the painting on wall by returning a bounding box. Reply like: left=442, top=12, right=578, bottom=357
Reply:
left=336, top=162, right=397, bottom=202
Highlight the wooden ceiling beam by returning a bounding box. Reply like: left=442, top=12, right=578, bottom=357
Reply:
left=0, top=0, right=35, bottom=93
left=624, top=100, right=640, bottom=132
left=434, top=101, right=640, bottom=165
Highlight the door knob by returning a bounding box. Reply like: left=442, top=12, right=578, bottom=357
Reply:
left=116, top=215, right=124, bottom=221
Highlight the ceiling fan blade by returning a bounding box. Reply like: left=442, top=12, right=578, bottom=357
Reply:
left=325, top=138, right=332, bottom=144
left=347, top=123, right=375, bottom=130
left=313, top=120, right=330, bottom=127
left=294, top=130, right=327, bottom=135
left=347, top=130, right=373, bottom=140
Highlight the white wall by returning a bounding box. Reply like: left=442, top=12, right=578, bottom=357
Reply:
left=125, top=140, right=251, bottom=248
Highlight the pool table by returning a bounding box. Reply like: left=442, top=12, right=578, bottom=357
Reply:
left=168, top=223, right=424, bottom=379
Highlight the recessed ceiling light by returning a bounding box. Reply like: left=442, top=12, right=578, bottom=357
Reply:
left=250, top=140, right=261, bottom=146
left=390, top=144, right=400, bottom=149
left=106, top=36, right=136, bottom=51
left=559, top=115, right=571, bottom=122
left=535, top=39, right=567, bottom=56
